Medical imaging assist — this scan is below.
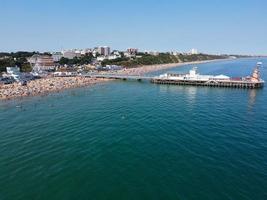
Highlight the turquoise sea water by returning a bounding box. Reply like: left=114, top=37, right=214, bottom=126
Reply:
left=0, top=58, right=267, bottom=200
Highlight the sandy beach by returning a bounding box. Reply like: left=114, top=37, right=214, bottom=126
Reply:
left=0, top=59, right=226, bottom=100
left=107, top=59, right=226, bottom=76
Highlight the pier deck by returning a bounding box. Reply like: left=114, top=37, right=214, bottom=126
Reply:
left=151, top=79, right=264, bottom=88
left=84, top=74, right=153, bottom=81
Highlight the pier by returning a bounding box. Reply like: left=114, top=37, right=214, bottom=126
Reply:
left=84, top=74, right=153, bottom=81
left=151, top=79, right=264, bottom=89
left=54, top=65, right=265, bottom=89
left=84, top=74, right=264, bottom=89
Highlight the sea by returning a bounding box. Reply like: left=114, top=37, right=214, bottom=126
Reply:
left=0, top=58, right=266, bottom=200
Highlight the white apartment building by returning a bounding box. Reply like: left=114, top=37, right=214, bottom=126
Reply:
left=62, top=50, right=82, bottom=59
left=190, top=48, right=198, bottom=55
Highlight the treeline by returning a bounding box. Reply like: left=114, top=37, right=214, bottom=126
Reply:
left=0, top=51, right=53, bottom=73
left=0, top=51, right=40, bottom=58
left=0, top=51, right=44, bottom=72
left=102, top=53, right=228, bottom=67
left=0, top=58, right=32, bottom=73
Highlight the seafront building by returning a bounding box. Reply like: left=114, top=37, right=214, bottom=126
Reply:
left=5, top=66, right=21, bottom=81
left=32, top=55, right=55, bottom=72
left=4, top=66, right=35, bottom=83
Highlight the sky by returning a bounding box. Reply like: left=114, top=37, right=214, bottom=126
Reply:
left=0, top=0, right=267, bottom=54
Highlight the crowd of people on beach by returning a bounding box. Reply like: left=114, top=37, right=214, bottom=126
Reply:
left=0, top=77, right=107, bottom=100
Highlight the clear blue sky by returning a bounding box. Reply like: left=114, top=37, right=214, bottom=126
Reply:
left=1, top=0, right=267, bottom=54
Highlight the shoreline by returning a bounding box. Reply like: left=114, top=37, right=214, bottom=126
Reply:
left=0, top=58, right=229, bottom=100
left=116, top=58, right=229, bottom=76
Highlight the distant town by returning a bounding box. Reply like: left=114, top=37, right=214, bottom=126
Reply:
left=0, top=47, right=233, bottom=81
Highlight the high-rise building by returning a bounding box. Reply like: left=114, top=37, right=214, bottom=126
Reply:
left=96, top=46, right=111, bottom=56
left=127, top=48, right=138, bottom=55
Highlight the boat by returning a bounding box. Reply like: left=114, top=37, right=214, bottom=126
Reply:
left=151, top=63, right=264, bottom=88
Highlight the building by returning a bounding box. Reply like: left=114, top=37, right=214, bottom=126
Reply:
left=62, top=50, right=82, bottom=59
left=27, top=54, right=39, bottom=65
left=6, top=66, right=21, bottom=81
left=127, top=48, right=138, bottom=55
left=113, top=51, right=121, bottom=56
left=147, top=51, right=160, bottom=56
left=190, top=48, right=198, bottom=55
left=96, top=54, right=121, bottom=62
left=170, top=51, right=181, bottom=56
left=123, top=52, right=131, bottom=58
left=107, top=54, right=121, bottom=60
left=33, top=55, right=55, bottom=72
left=81, top=48, right=92, bottom=55
left=52, top=52, right=63, bottom=62
left=96, top=46, right=111, bottom=56
left=62, top=51, right=77, bottom=59
left=96, top=56, right=106, bottom=62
